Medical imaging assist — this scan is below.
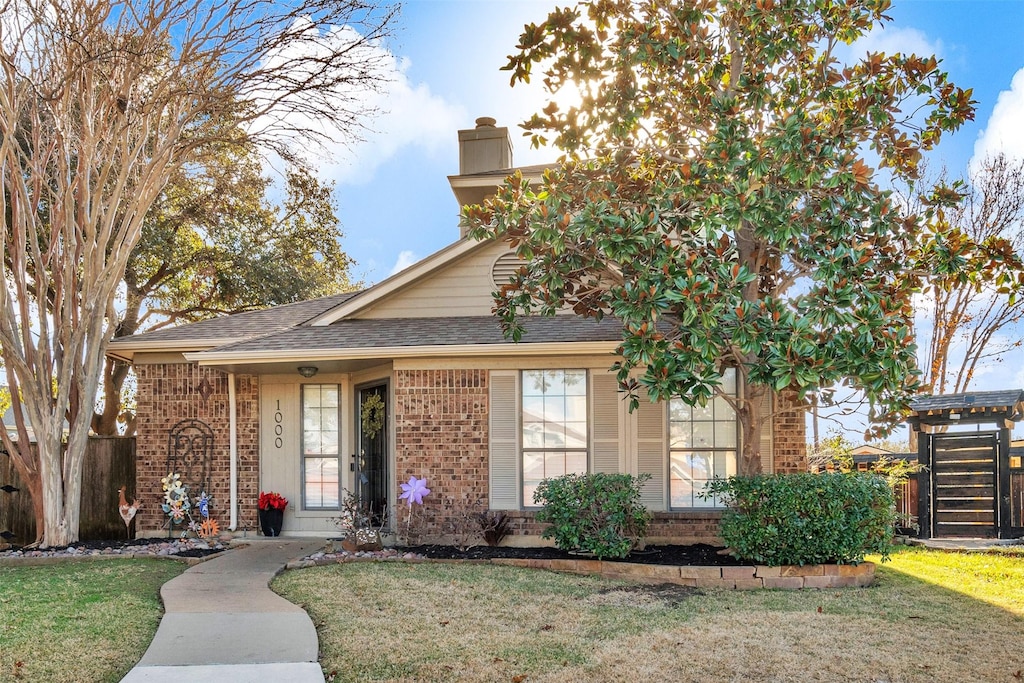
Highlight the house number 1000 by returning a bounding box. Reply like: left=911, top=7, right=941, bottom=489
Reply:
left=274, top=399, right=284, bottom=449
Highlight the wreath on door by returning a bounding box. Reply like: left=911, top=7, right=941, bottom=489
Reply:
left=361, top=393, right=385, bottom=442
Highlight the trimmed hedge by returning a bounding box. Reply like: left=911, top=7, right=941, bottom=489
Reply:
left=534, top=472, right=651, bottom=559
left=703, top=473, right=895, bottom=565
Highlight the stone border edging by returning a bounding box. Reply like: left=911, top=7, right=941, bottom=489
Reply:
left=0, top=546, right=236, bottom=568
left=489, top=557, right=875, bottom=589
left=285, top=554, right=875, bottom=590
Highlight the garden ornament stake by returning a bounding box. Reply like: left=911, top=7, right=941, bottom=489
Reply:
left=117, top=486, right=141, bottom=538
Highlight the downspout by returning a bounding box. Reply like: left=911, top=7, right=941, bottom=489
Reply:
left=229, top=372, right=238, bottom=531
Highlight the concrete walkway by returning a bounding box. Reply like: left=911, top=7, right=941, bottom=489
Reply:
left=122, top=538, right=327, bottom=683
left=911, top=537, right=1023, bottom=551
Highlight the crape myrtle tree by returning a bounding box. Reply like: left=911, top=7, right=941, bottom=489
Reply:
left=94, top=146, right=356, bottom=436
left=0, top=0, right=395, bottom=546
left=462, top=0, right=1004, bottom=475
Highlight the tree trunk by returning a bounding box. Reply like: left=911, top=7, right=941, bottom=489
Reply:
left=739, top=384, right=766, bottom=475
left=38, top=437, right=72, bottom=547
left=2, top=431, right=45, bottom=546
left=92, top=358, right=132, bottom=435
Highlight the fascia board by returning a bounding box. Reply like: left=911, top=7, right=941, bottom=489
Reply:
left=105, top=338, right=248, bottom=362
left=446, top=166, right=545, bottom=188
left=184, top=341, right=619, bottom=365
left=308, top=238, right=492, bottom=326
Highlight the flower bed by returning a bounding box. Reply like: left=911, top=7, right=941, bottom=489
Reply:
left=288, top=543, right=875, bottom=590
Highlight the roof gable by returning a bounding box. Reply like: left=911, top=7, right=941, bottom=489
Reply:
left=309, top=238, right=503, bottom=324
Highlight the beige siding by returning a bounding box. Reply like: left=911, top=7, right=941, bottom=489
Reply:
left=259, top=376, right=353, bottom=533
left=259, top=382, right=305, bottom=529
left=357, top=241, right=514, bottom=319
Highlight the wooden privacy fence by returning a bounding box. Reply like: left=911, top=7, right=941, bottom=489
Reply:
left=0, top=437, right=136, bottom=545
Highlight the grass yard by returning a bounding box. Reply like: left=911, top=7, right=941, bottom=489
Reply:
left=274, top=546, right=1024, bottom=683
left=0, top=560, right=185, bottom=682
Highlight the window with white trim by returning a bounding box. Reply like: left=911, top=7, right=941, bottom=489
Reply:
left=669, top=369, right=738, bottom=508
left=521, top=369, right=588, bottom=505
left=302, top=384, right=340, bottom=510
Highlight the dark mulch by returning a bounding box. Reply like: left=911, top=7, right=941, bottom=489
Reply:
left=397, top=543, right=748, bottom=566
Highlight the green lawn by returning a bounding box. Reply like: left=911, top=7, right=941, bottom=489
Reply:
left=3, top=547, right=1022, bottom=682
left=274, top=546, right=1024, bottom=683
left=0, top=560, right=185, bottom=682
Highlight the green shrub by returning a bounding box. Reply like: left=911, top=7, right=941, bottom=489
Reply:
left=703, top=473, right=895, bottom=565
left=534, top=472, right=652, bottom=559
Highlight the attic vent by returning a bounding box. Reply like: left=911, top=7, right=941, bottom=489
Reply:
left=491, top=252, right=529, bottom=287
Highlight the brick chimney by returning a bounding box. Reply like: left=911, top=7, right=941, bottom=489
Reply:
left=457, top=117, right=513, bottom=175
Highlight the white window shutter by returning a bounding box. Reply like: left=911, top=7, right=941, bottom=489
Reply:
left=759, top=391, right=774, bottom=474
left=590, top=371, right=621, bottom=473
left=489, top=371, right=520, bottom=509
left=636, top=398, right=667, bottom=511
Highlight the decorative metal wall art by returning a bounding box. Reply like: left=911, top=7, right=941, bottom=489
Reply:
left=166, top=419, right=213, bottom=495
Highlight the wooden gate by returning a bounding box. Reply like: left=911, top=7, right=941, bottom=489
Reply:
left=931, top=432, right=997, bottom=538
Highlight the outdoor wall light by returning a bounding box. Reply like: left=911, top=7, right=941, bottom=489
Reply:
left=297, top=366, right=319, bottom=378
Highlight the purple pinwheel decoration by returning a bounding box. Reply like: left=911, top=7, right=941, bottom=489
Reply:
left=197, top=492, right=210, bottom=519
left=399, top=476, right=430, bottom=506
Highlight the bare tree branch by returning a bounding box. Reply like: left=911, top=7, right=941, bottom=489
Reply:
left=0, top=0, right=396, bottom=545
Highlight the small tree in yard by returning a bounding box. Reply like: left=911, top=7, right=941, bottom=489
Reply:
left=92, top=148, right=357, bottom=436
left=0, top=0, right=396, bottom=546
left=462, top=0, right=1018, bottom=474
left=909, top=154, right=1024, bottom=395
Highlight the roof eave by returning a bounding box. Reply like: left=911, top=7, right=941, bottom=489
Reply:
left=106, top=338, right=248, bottom=363
left=184, top=341, right=619, bottom=366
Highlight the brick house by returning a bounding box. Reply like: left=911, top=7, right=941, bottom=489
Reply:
left=107, top=119, right=807, bottom=544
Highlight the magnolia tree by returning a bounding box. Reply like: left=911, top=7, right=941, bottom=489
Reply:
left=462, top=0, right=1008, bottom=475
left=0, top=0, right=395, bottom=546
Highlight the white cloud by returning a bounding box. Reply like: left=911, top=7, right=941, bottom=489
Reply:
left=252, top=21, right=465, bottom=186
left=972, top=67, right=1024, bottom=168
left=846, top=25, right=943, bottom=61
left=388, top=250, right=418, bottom=276
left=318, top=53, right=467, bottom=186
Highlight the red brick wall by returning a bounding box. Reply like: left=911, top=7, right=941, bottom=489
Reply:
left=392, top=371, right=807, bottom=545
left=393, top=369, right=489, bottom=540
left=131, top=364, right=806, bottom=544
left=134, top=364, right=259, bottom=534
left=773, top=390, right=808, bottom=473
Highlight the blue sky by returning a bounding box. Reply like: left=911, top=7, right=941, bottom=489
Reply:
left=327, top=0, right=1024, bottom=281
left=313, top=0, right=1024, bottom=439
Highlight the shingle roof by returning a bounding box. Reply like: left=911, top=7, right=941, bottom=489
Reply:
left=909, top=390, right=1024, bottom=414
left=108, top=292, right=361, bottom=345
left=206, top=315, right=624, bottom=353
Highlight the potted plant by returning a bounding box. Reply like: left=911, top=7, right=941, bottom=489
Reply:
left=334, top=489, right=386, bottom=551
left=258, top=491, right=288, bottom=536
